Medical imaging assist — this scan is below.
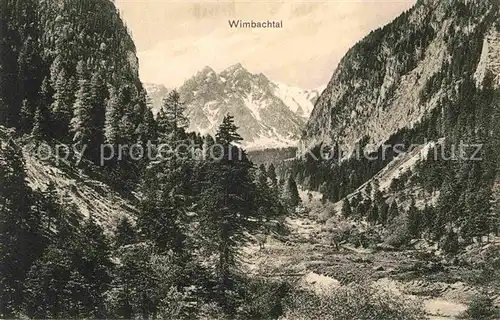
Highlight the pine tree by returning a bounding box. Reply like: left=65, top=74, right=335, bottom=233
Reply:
left=421, top=205, right=434, bottom=233
left=31, top=77, right=52, bottom=139
left=197, top=115, right=260, bottom=314
left=157, top=90, right=188, bottom=134
left=341, top=199, right=353, bottom=218
left=0, top=140, right=43, bottom=316
left=407, top=199, right=421, bottom=239
left=87, top=72, right=107, bottom=163
left=435, top=172, right=461, bottom=237
left=109, top=243, right=164, bottom=319
left=23, top=198, right=104, bottom=318
left=365, top=182, right=372, bottom=198
left=258, top=164, right=268, bottom=187
left=441, top=230, right=459, bottom=255
left=285, top=176, right=301, bottom=208
left=267, top=163, right=278, bottom=190
left=104, top=86, right=120, bottom=145
left=371, top=179, right=380, bottom=200
left=278, top=178, right=286, bottom=198
left=255, top=163, right=286, bottom=230
left=379, top=201, right=389, bottom=225
left=23, top=245, right=90, bottom=319
left=137, top=177, right=188, bottom=257
left=35, top=182, right=61, bottom=237
left=69, top=71, right=107, bottom=163
left=136, top=108, right=157, bottom=143
left=114, top=217, right=136, bottom=248
left=31, top=105, right=45, bottom=140
left=50, top=58, right=74, bottom=139
left=368, top=203, right=379, bottom=225
left=463, top=187, right=492, bottom=243
left=71, top=76, right=93, bottom=147
left=20, top=99, right=34, bottom=132
left=0, top=8, right=21, bottom=129
left=388, top=200, right=400, bottom=221
left=215, top=114, right=243, bottom=146
left=76, top=217, right=113, bottom=318
left=137, top=119, right=197, bottom=273
left=18, top=34, right=43, bottom=132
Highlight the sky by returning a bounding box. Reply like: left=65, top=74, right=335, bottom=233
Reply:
left=115, top=0, right=416, bottom=89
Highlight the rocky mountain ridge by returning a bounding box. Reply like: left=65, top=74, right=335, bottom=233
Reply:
left=145, top=64, right=324, bottom=150
left=301, top=0, right=500, bottom=154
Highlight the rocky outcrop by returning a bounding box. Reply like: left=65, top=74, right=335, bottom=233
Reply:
left=301, top=0, right=499, bottom=154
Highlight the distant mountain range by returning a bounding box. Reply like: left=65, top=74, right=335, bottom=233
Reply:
left=144, top=64, right=324, bottom=150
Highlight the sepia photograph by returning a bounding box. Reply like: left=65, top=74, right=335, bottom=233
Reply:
left=1, top=0, right=500, bottom=318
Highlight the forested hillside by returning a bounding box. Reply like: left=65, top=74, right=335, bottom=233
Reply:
left=301, top=0, right=500, bottom=152
left=286, top=0, right=500, bottom=252
left=0, top=0, right=300, bottom=318
left=3, top=0, right=500, bottom=318
left=0, top=0, right=157, bottom=182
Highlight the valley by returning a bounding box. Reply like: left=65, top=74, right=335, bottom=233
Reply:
left=1, top=0, right=500, bottom=318
left=244, top=191, right=500, bottom=319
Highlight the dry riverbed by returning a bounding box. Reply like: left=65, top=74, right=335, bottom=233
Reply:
left=242, top=213, right=499, bottom=319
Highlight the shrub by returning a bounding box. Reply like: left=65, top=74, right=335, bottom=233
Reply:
left=198, top=274, right=292, bottom=319
left=385, top=214, right=411, bottom=248
left=282, top=284, right=426, bottom=320
left=236, top=278, right=292, bottom=319
left=475, top=245, right=500, bottom=287
left=459, top=294, right=499, bottom=320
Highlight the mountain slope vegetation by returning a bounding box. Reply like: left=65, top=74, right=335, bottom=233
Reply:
left=288, top=0, right=500, bottom=251
left=0, top=1, right=305, bottom=318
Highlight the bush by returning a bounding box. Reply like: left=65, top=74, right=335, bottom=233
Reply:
left=197, top=274, right=292, bottom=319
left=282, top=284, right=426, bottom=320
left=459, top=294, right=499, bottom=319
left=235, top=278, right=292, bottom=319
left=385, top=215, right=411, bottom=248
left=440, top=231, right=459, bottom=255
left=475, top=245, right=500, bottom=287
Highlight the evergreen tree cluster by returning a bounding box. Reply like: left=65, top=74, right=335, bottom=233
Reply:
left=284, top=110, right=440, bottom=205
left=285, top=69, right=500, bottom=250
left=0, top=111, right=295, bottom=318
left=411, top=72, right=500, bottom=246
left=114, top=115, right=294, bottom=318
left=0, top=138, right=113, bottom=318
left=0, top=0, right=156, bottom=173
left=0, top=1, right=298, bottom=317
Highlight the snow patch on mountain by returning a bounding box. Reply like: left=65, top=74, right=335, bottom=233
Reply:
left=243, top=94, right=264, bottom=122
left=143, top=83, right=170, bottom=115
left=272, top=82, right=324, bottom=118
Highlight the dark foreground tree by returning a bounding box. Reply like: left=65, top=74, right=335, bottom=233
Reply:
left=197, top=115, right=261, bottom=314
left=284, top=176, right=301, bottom=208
left=0, top=140, right=43, bottom=316
left=157, top=90, right=188, bottom=134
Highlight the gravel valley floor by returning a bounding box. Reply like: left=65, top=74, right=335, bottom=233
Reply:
left=242, top=194, right=500, bottom=319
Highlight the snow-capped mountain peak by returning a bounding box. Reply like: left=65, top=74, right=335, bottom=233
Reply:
left=145, top=64, right=325, bottom=150
left=222, top=62, right=246, bottom=74
left=272, top=82, right=324, bottom=118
